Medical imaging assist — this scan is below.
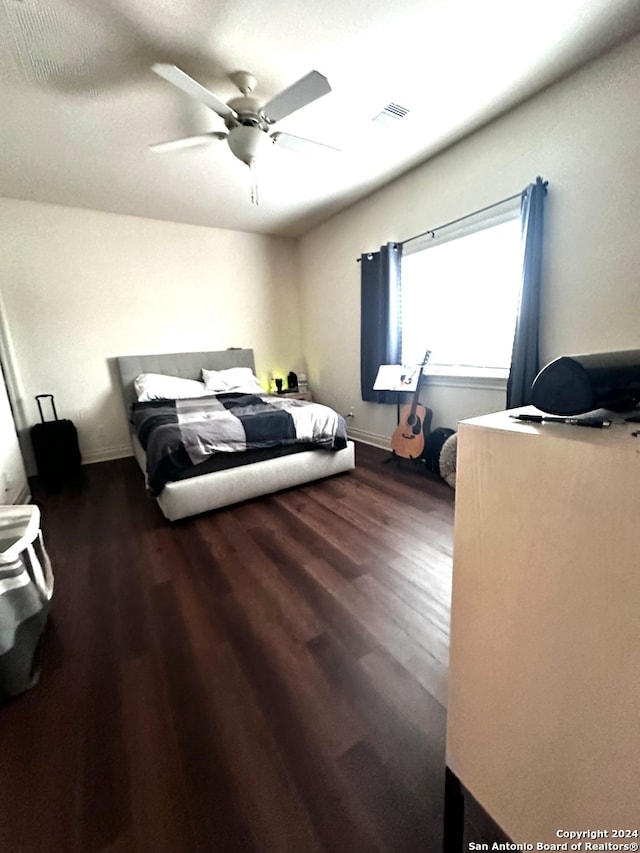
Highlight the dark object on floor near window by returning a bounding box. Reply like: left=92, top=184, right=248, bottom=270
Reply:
left=422, top=427, right=455, bottom=475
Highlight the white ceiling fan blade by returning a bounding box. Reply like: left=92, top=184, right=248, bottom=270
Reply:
left=262, top=71, right=331, bottom=123
left=272, top=131, right=341, bottom=155
left=152, top=64, right=237, bottom=120
left=149, top=132, right=227, bottom=153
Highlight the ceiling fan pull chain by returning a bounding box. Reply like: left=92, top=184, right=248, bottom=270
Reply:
left=249, top=161, right=260, bottom=205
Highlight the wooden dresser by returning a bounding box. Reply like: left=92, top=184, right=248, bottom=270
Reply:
left=446, top=407, right=640, bottom=845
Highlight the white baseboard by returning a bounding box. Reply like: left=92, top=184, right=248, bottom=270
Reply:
left=347, top=427, right=390, bottom=450
left=81, top=444, right=133, bottom=465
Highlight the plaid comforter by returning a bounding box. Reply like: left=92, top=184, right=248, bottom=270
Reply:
left=131, top=393, right=348, bottom=495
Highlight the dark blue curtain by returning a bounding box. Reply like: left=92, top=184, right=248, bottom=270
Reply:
left=507, top=176, right=548, bottom=408
left=360, top=242, right=402, bottom=402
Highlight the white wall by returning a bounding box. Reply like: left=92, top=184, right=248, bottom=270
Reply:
left=0, top=363, right=28, bottom=504
left=3, top=34, right=640, bottom=468
left=0, top=283, right=29, bottom=503
left=0, top=200, right=302, bottom=471
left=297, top=33, right=640, bottom=445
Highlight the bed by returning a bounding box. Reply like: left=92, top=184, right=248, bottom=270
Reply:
left=116, top=349, right=355, bottom=521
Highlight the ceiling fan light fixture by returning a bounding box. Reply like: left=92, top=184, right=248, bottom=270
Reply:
left=226, top=125, right=274, bottom=166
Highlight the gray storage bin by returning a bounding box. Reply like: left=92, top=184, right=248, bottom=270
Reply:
left=0, top=505, right=54, bottom=700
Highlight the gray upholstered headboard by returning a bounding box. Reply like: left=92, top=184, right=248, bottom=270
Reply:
left=116, top=349, right=256, bottom=411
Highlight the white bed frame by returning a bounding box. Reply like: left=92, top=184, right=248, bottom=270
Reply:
left=116, top=349, right=355, bottom=521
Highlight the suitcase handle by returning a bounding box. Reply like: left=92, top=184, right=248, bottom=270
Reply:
left=35, top=394, right=58, bottom=423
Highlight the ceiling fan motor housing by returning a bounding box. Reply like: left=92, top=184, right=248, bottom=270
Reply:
left=225, top=96, right=273, bottom=139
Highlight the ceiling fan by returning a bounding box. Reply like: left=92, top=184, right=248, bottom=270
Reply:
left=150, top=64, right=339, bottom=202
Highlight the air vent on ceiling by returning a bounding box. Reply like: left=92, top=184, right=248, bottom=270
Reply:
left=372, top=102, right=411, bottom=128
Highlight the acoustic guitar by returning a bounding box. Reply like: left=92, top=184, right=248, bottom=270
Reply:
left=390, top=350, right=433, bottom=460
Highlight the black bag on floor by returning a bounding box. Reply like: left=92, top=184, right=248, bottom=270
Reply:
left=30, top=395, right=81, bottom=493
left=422, top=427, right=455, bottom=475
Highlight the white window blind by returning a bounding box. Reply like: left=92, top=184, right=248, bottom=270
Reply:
left=401, top=213, right=522, bottom=374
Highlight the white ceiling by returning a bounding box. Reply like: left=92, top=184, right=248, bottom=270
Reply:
left=1, top=0, right=639, bottom=238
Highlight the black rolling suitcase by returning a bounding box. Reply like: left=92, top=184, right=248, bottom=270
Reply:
left=30, top=394, right=81, bottom=493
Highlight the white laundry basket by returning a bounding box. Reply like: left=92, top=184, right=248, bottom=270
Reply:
left=0, top=505, right=54, bottom=699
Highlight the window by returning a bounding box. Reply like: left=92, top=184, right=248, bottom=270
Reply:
left=400, top=210, right=522, bottom=377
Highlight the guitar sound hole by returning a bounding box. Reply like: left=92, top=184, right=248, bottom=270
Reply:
left=412, top=419, right=422, bottom=435
left=407, top=414, right=416, bottom=426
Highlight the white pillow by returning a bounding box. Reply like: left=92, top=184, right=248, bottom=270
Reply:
left=134, top=372, right=211, bottom=401
left=201, top=367, right=264, bottom=394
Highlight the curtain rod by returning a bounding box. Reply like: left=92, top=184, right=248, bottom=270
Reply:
left=401, top=189, right=524, bottom=248
left=356, top=182, right=536, bottom=262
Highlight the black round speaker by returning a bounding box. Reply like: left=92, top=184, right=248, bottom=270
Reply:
left=531, top=349, right=640, bottom=415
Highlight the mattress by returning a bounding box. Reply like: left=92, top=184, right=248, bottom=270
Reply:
left=132, top=434, right=356, bottom=521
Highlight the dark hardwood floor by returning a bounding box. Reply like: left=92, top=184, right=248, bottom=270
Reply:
left=0, top=442, right=455, bottom=853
